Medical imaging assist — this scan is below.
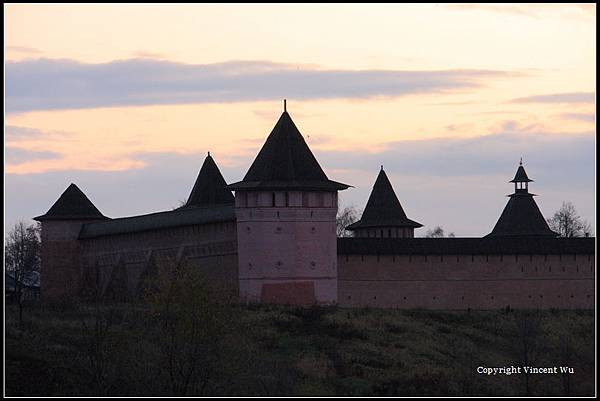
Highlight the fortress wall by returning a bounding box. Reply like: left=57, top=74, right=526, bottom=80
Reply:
left=79, top=220, right=238, bottom=300
left=337, top=253, right=595, bottom=309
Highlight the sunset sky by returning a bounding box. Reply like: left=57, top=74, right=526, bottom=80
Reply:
left=5, top=4, right=596, bottom=236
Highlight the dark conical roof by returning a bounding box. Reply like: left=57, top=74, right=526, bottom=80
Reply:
left=227, top=110, right=350, bottom=191
left=346, top=168, right=422, bottom=230
left=510, top=164, right=533, bottom=183
left=185, top=153, right=234, bottom=207
left=486, top=193, right=558, bottom=237
left=34, top=183, right=107, bottom=221
left=487, top=163, right=557, bottom=237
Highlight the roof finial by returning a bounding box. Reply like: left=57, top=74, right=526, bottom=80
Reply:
left=284, top=99, right=287, bottom=112
left=208, top=151, right=211, bottom=157
left=519, top=157, right=523, bottom=166
left=381, top=165, right=384, bottom=171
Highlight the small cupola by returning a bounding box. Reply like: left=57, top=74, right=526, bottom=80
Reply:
left=510, top=158, right=533, bottom=193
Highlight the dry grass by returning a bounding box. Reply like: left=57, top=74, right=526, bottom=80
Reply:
left=5, top=303, right=595, bottom=396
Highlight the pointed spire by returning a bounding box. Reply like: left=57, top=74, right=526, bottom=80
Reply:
left=185, top=153, right=234, bottom=207
left=346, top=168, right=422, bottom=231
left=510, top=160, right=533, bottom=183
left=34, top=183, right=107, bottom=221
left=227, top=108, right=350, bottom=191
left=284, top=99, right=287, bottom=112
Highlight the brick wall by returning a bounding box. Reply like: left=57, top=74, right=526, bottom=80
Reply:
left=78, top=220, right=238, bottom=300
left=338, top=253, right=595, bottom=309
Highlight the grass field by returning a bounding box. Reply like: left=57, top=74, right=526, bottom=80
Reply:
left=5, top=302, right=595, bottom=396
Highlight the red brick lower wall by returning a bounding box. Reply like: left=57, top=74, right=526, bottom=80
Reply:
left=260, top=281, right=316, bottom=305
left=338, top=253, right=595, bottom=309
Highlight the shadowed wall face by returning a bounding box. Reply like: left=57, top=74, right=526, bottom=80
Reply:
left=236, top=190, right=339, bottom=305
left=79, top=221, right=239, bottom=301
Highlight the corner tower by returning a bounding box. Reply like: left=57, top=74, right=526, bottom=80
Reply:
left=34, top=183, right=108, bottom=300
left=227, top=102, right=350, bottom=305
left=346, top=166, right=422, bottom=238
left=487, top=160, right=558, bottom=237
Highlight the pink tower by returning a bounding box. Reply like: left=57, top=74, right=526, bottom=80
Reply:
left=228, top=101, right=350, bottom=305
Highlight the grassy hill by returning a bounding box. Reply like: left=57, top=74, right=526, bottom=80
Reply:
left=5, top=302, right=595, bottom=396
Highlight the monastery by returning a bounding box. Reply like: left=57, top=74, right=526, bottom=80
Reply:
left=34, top=105, right=595, bottom=309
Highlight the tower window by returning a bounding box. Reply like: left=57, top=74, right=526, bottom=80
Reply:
left=272, top=192, right=276, bottom=207
left=285, top=192, right=289, bottom=207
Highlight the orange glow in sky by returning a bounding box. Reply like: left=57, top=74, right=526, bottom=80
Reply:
left=4, top=4, right=596, bottom=236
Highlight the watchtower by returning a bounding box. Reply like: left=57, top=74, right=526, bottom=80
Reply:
left=228, top=101, right=350, bottom=305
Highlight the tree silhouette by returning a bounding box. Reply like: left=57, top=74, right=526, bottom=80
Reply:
left=547, top=201, right=593, bottom=237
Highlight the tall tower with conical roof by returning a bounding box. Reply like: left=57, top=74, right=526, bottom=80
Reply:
left=346, top=166, right=422, bottom=238
left=228, top=102, right=350, bottom=305
left=487, top=161, right=558, bottom=237
left=34, top=183, right=108, bottom=299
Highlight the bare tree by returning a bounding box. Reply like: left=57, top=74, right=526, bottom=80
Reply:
left=336, top=206, right=360, bottom=237
left=424, top=226, right=455, bottom=238
left=146, top=261, right=238, bottom=395
left=5, top=221, right=41, bottom=322
left=547, top=201, right=593, bottom=237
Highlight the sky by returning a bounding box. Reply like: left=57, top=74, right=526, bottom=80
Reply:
left=4, top=3, right=596, bottom=237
